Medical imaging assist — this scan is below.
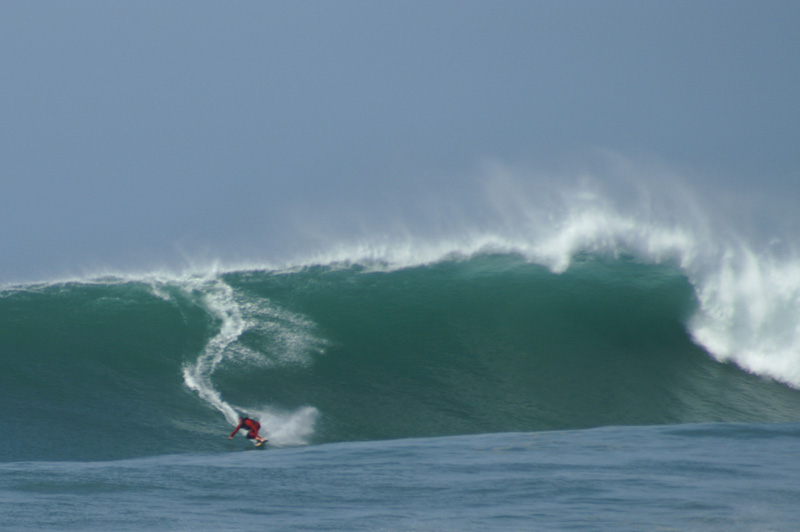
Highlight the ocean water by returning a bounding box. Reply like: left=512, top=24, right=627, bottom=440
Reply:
left=3, top=425, right=800, bottom=531
left=4, top=193, right=800, bottom=529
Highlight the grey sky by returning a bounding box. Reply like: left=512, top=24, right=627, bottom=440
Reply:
left=2, top=1, right=799, bottom=283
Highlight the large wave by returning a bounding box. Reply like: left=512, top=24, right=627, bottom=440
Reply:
left=4, top=162, right=800, bottom=461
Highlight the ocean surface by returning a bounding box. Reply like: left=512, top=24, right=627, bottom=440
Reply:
left=3, top=243, right=800, bottom=529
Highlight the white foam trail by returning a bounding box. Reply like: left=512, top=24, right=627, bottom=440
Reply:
left=181, top=277, right=246, bottom=425
left=180, top=275, right=324, bottom=442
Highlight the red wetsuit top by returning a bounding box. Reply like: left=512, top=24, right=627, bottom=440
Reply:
left=230, top=418, right=260, bottom=439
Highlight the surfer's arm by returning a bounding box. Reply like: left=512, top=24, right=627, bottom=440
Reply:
left=228, top=422, right=243, bottom=439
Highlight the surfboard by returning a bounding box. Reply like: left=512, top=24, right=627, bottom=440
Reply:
left=254, top=439, right=268, bottom=447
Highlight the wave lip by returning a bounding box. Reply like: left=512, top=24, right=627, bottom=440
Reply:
left=689, top=247, right=800, bottom=387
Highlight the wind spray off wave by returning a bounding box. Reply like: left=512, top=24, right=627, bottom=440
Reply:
left=288, top=163, right=800, bottom=391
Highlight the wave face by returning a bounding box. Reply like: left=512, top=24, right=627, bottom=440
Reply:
left=3, top=252, right=800, bottom=462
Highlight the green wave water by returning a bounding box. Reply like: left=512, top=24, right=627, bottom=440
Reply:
left=3, top=254, right=800, bottom=462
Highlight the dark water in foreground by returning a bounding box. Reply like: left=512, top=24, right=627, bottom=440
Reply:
left=3, top=425, right=799, bottom=531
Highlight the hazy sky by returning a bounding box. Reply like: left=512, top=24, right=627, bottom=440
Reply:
left=2, top=1, right=799, bottom=283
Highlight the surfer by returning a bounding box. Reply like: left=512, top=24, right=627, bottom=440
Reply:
left=228, top=415, right=267, bottom=445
